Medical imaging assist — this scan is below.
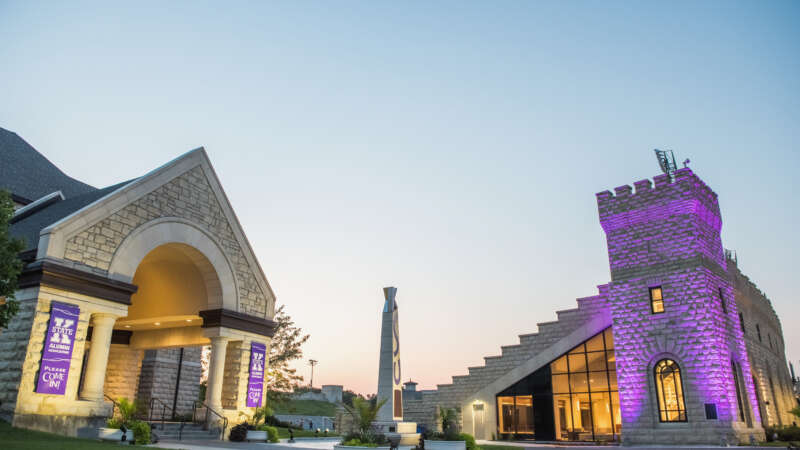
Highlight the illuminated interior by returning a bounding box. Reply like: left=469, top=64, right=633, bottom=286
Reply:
left=496, top=328, right=620, bottom=441
left=115, top=243, right=214, bottom=331
left=654, top=359, right=686, bottom=422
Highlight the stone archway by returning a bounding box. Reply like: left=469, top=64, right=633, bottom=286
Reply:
left=107, top=217, right=238, bottom=312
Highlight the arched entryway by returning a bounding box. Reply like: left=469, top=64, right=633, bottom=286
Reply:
left=96, top=242, right=220, bottom=420
left=75, top=219, right=274, bottom=435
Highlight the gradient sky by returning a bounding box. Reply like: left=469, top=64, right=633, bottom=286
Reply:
left=1, top=1, right=798, bottom=395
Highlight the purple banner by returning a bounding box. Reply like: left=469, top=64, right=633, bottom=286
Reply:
left=36, top=301, right=80, bottom=395
left=247, top=342, right=266, bottom=407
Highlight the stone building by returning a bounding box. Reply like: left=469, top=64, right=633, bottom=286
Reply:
left=404, top=168, right=797, bottom=445
left=0, top=127, right=276, bottom=436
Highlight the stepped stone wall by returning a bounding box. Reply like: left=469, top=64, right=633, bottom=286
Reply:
left=403, top=291, right=610, bottom=430
left=136, top=347, right=202, bottom=417
left=62, top=166, right=271, bottom=317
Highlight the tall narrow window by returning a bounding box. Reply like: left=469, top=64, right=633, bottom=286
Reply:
left=654, top=359, right=687, bottom=422
left=649, top=287, right=665, bottom=314
left=731, top=361, right=745, bottom=422
left=718, top=288, right=727, bottom=313
left=756, top=324, right=762, bottom=342
left=738, top=313, right=746, bottom=334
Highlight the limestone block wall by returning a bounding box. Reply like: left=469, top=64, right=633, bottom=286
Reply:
left=1, top=286, right=126, bottom=436
left=103, top=344, right=143, bottom=403
left=62, top=166, right=271, bottom=316
left=0, top=288, right=40, bottom=421
left=598, top=169, right=761, bottom=445
left=731, top=259, right=797, bottom=427
left=136, top=347, right=202, bottom=418
left=221, top=340, right=244, bottom=410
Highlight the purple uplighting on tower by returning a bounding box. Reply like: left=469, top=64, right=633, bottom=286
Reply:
left=597, top=167, right=761, bottom=443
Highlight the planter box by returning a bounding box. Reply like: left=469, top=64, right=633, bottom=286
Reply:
left=424, top=440, right=466, bottom=450
left=97, top=427, right=133, bottom=442
left=246, top=430, right=268, bottom=442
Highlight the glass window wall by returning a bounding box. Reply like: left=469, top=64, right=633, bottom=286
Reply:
left=550, top=328, right=620, bottom=441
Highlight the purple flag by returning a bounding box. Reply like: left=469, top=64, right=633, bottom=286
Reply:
left=246, top=342, right=266, bottom=407
left=36, top=302, right=80, bottom=395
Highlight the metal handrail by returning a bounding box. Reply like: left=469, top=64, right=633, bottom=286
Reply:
left=149, top=397, right=174, bottom=429
left=192, top=400, right=228, bottom=440
left=103, top=394, right=120, bottom=419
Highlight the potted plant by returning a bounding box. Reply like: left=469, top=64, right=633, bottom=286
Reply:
left=238, top=406, right=281, bottom=442
left=335, top=397, right=388, bottom=449
left=99, top=398, right=138, bottom=443
left=423, top=407, right=475, bottom=450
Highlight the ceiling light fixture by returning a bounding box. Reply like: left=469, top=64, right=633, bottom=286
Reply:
left=154, top=322, right=161, bottom=326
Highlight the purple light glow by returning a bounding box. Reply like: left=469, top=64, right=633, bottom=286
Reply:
left=599, top=169, right=761, bottom=438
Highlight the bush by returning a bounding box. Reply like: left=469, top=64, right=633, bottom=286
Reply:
left=341, top=431, right=386, bottom=445
left=131, top=421, right=151, bottom=445
left=255, top=424, right=280, bottom=442
left=458, top=433, right=476, bottom=450
left=106, top=417, right=123, bottom=429
left=342, top=438, right=378, bottom=447
left=776, top=425, right=800, bottom=442
left=229, top=422, right=249, bottom=442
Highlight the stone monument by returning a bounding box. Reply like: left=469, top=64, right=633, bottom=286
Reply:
left=374, top=287, right=419, bottom=446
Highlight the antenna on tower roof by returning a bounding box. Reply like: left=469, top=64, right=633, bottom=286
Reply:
left=654, top=149, right=678, bottom=179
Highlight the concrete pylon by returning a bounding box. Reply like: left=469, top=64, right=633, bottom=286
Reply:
left=377, top=286, right=402, bottom=422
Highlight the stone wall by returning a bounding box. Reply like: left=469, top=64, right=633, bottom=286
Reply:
left=731, top=259, right=797, bottom=427
left=137, top=347, right=203, bottom=418
left=221, top=341, right=243, bottom=410
left=62, top=165, right=270, bottom=316
left=598, top=169, right=761, bottom=445
left=0, top=288, right=40, bottom=421
left=103, top=344, right=143, bottom=404
left=403, top=291, right=610, bottom=431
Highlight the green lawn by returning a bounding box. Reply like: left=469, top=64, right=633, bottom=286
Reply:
left=478, top=445, right=525, bottom=450
left=273, top=399, right=338, bottom=417
left=0, top=420, right=163, bottom=449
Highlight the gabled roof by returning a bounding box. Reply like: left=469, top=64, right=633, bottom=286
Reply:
left=10, top=179, right=137, bottom=252
left=0, top=127, right=96, bottom=202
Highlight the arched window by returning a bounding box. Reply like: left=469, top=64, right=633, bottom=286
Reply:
left=654, top=359, right=687, bottom=422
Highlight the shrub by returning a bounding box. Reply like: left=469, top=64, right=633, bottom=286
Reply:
left=777, top=425, right=800, bottom=442
left=229, top=422, right=249, bottom=442
left=255, top=425, right=280, bottom=442
left=342, top=438, right=378, bottom=447
left=106, top=417, right=123, bottom=429
left=341, top=431, right=386, bottom=445
left=131, top=421, right=151, bottom=445
left=458, top=433, right=476, bottom=450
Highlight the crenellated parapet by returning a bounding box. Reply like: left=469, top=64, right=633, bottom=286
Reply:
left=596, top=168, right=726, bottom=278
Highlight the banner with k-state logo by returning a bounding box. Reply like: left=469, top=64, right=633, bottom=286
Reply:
left=246, top=342, right=266, bottom=407
left=36, top=301, right=80, bottom=395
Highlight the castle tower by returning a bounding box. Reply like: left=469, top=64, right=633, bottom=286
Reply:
left=597, top=168, right=763, bottom=445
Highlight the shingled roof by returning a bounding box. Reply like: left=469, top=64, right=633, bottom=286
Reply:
left=0, top=127, right=96, bottom=202
left=1, top=126, right=136, bottom=253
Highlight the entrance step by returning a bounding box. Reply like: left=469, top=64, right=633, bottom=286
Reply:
left=149, top=421, right=222, bottom=441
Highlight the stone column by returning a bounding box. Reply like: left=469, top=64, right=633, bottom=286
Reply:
left=206, top=336, right=229, bottom=411
left=80, top=313, right=118, bottom=402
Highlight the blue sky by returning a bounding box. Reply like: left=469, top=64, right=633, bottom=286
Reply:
left=1, top=1, right=798, bottom=394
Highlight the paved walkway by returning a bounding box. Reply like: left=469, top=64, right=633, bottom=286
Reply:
left=151, top=438, right=784, bottom=450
